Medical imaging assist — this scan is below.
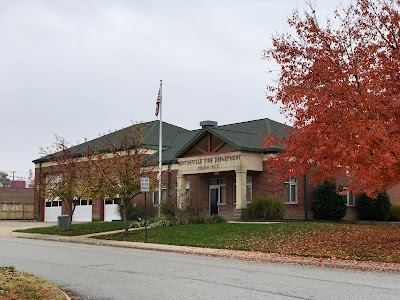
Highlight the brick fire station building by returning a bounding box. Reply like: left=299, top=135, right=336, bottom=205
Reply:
left=33, top=118, right=399, bottom=222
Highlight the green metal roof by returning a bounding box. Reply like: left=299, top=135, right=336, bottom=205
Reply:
left=33, top=121, right=188, bottom=164
left=175, top=118, right=291, bottom=158
left=33, top=118, right=291, bottom=165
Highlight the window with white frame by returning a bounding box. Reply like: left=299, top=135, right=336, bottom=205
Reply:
left=105, top=198, right=120, bottom=205
left=233, top=176, right=253, bottom=204
left=174, top=181, right=190, bottom=197
left=45, top=198, right=62, bottom=207
left=185, top=181, right=190, bottom=198
left=73, top=197, right=92, bottom=206
left=343, top=187, right=355, bottom=206
left=153, top=188, right=167, bottom=205
left=284, top=178, right=297, bottom=203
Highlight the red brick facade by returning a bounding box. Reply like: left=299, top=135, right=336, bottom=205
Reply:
left=34, top=159, right=400, bottom=222
left=388, top=185, right=400, bottom=205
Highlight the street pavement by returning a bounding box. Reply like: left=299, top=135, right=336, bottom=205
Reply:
left=1, top=237, right=399, bottom=300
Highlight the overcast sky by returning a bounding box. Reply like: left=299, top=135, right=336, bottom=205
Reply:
left=0, top=0, right=347, bottom=181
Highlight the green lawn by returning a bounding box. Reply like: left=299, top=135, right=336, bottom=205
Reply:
left=16, top=221, right=400, bottom=263
left=15, top=221, right=127, bottom=236
left=94, top=222, right=400, bottom=263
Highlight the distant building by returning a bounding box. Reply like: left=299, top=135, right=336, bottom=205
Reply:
left=0, top=182, right=34, bottom=220
left=10, top=180, right=26, bottom=188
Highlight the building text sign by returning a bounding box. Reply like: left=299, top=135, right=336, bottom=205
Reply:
left=177, top=152, right=263, bottom=175
left=179, top=154, right=241, bottom=171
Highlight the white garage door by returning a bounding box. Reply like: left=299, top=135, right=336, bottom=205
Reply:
left=72, top=198, right=92, bottom=222
left=44, top=198, right=62, bottom=222
left=104, top=198, right=121, bottom=221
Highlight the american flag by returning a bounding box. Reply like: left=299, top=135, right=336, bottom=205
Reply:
left=155, top=84, right=161, bottom=117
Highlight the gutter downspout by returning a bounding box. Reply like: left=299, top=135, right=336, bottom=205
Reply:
left=166, top=164, right=171, bottom=194
left=37, top=162, right=42, bottom=221
left=304, top=174, right=308, bottom=221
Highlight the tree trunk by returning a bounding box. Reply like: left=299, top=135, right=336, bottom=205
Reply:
left=67, top=211, right=72, bottom=231
left=63, top=199, right=73, bottom=231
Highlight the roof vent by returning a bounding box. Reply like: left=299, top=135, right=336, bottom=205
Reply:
left=200, top=120, right=217, bottom=128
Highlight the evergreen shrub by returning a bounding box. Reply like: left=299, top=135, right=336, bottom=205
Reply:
left=357, top=192, right=391, bottom=221
left=312, top=180, right=346, bottom=221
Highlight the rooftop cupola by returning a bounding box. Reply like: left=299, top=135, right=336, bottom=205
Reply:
left=200, top=120, right=217, bottom=128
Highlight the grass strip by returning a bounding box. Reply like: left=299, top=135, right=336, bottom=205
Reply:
left=0, top=266, right=65, bottom=300
left=15, top=221, right=127, bottom=236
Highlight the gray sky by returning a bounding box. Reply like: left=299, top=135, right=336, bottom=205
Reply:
left=0, top=0, right=345, bottom=181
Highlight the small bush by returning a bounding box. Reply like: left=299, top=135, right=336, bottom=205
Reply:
left=159, top=193, right=201, bottom=225
left=129, top=221, right=142, bottom=228
left=242, top=196, right=286, bottom=220
left=358, top=192, right=391, bottom=221
left=388, top=204, right=400, bottom=221
left=189, top=215, right=206, bottom=224
left=147, top=216, right=178, bottom=227
left=204, top=215, right=227, bottom=224
left=312, top=180, right=346, bottom=221
left=160, top=194, right=178, bottom=217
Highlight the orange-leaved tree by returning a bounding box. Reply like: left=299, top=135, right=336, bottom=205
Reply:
left=87, top=125, right=157, bottom=235
left=263, top=0, right=400, bottom=196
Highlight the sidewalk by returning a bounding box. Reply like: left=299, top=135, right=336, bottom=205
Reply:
left=0, top=221, right=57, bottom=236
left=10, top=230, right=400, bottom=273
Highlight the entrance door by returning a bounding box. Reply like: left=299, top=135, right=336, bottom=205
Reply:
left=209, top=178, right=226, bottom=215
left=210, top=187, right=219, bottom=215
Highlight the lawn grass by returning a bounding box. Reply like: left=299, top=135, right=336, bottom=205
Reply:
left=16, top=221, right=400, bottom=263
left=94, top=222, right=400, bottom=263
left=0, top=266, right=65, bottom=300
left=15, top=221, right=127, bottom=236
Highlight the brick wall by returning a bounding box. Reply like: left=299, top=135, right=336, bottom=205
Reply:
left=388, top=186, right=400, bottom=205
left=0, top=187, right=34, bottom=204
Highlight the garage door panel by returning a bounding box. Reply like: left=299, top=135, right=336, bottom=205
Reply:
left=44, top=206, right=62, bottom=222
left=72, top=205, right=92, bottom=222
left=104, top=202, right=121, bottom=222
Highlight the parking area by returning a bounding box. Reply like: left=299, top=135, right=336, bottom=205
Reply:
left=0, top=221, right=56, bottom=236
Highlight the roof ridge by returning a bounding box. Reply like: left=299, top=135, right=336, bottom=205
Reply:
left=213, top=127, right=261, bottom=136
left=216, top=117, right=273, bottom=128
left=265, top=118, right=272, bottom=134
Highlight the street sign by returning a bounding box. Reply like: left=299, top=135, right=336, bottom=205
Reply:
left=140, top=177, right=150, bottom=192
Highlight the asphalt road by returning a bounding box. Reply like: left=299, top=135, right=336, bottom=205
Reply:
left=0, top=237, right=399, bottom=300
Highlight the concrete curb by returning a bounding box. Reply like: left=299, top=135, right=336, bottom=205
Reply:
left=10, top=232, right=400, bottom=273
left=61, top=289, right=71, bottom=300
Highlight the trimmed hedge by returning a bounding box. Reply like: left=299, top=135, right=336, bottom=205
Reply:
left=357, top=192, right=391, bottom=221
left=312, top=180, right=346, bottom=221
left=389, top=204, right=400, bottom=221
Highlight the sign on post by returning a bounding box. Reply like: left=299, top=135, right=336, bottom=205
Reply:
left=140, top=177, right=150, bottom=192
left=140, top=177, right=150, bottom=243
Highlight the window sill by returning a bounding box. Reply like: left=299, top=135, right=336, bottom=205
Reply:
left=284, top=202, right=298, bottom=205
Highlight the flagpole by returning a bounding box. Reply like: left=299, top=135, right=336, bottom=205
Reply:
left=158, top=80, right=163, bottom=216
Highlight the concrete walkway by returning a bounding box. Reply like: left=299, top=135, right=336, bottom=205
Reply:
left=0, top=221, right=57, bottom=236
left=6, top=222, right=400, bottom=273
